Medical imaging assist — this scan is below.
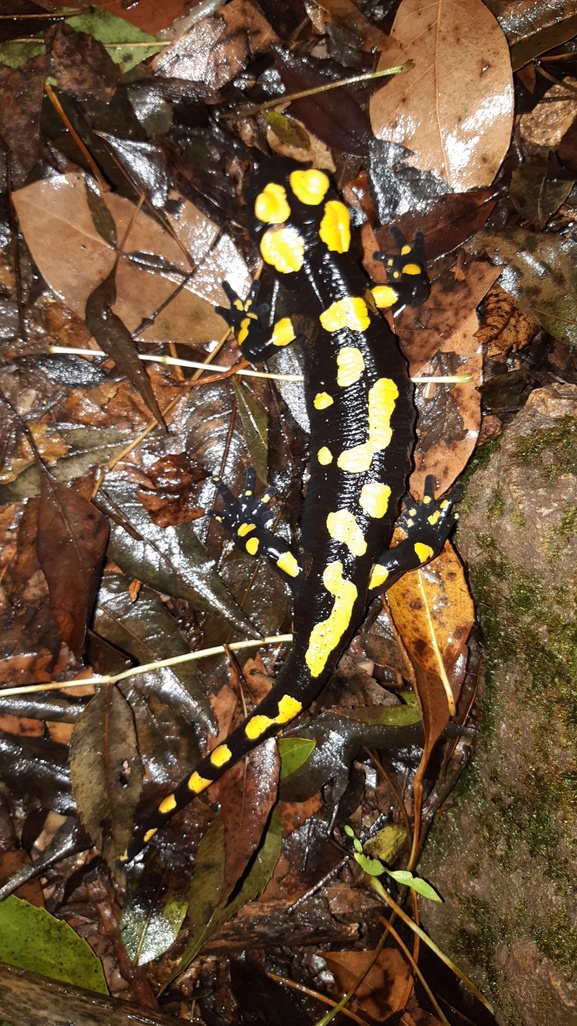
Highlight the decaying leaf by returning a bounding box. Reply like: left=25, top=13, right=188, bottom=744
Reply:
left=476, top=283, right=539, bottom=358
left=70, top=684, right=143, bottom=867
left=324, top=948, right=410, bottom=1019
left=152, top=0, right=278, bottom=89
left=479, top=227, right=577, bottom=346
left=370, top=0, right=514, bottom=190
left=36, top=466, right=108, bottom=661
left=412, top=309, right=483, bottom=496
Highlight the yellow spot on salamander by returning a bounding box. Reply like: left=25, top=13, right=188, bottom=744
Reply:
left=277, top=551, right=300, bottom=577
left=428, top=510, right=441, bottom=526
left=260, top=227, right=304, bottom=274
left=314, top=391, right=334, bottom=410
left=210, top=744, right=232, bottom=767
left=320, top=296, right=370, bottom=333
left=238, top=317, right=251, bottom=344
left=336, top=346, right=365, bottom=387
left=289, top=168, right=330, bottom=205
left=272, top=318, right=296, bottom=346
left=360, top=481, right=391, bottom=518
left=415, top=542, right=434, bottom=563
left=372, top=285, right=398, bottom=309
left=369, top=564, right=389, bottom=589
left=326, top=510, right=367, bottom=557
left=254, top=182, right=291, bottom=224
left=188, top=771, right=212, bottom=793
left=319, top=200, right=350, bottom=253
left=338, top=377, right=399, bottom=473
left=246, top=537, right=259, bottom=555
left=402, top=263, right=421, bottom=275
left=238, top=523, right=256, bottom=537
left=318, top=446, right=333, bottom=465
left=158, top=794, right=177, bottom=815
left=245, top=694, right=303, bottom=740
left=401, top=244, right=411, bottom=255
left=143, top=828, right=157, bottom=843
left=305, top=562, right=358, bottom=677
left=233, top=298, right=244, bottom=311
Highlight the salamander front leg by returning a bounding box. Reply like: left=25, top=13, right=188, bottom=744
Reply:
left=372, top=226, right=430, bottom=309
left=211, top=467, right=302, bottom=594
left=368, top=475, right=463, bottom=596
left=216, top=281, right=304, bottom=362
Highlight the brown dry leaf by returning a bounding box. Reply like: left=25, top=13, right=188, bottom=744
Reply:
left=152, top=0, right=278, bottom=89
left=12, top=175, right=250, bottom=348
left=411, top=309, right=483, bottom=497
left=278, top=794, right=323, bottom=836
left=519, top=76, right=577, bottom=150
left=387, top=542, right=473, bottom=745
left=370, top=0, right=514, bottom=190
left=476, top=283, right=539, bottom=358
left=0, top=423, right=69, bottom=484
left=0, top=501, right=73, bottom=686
left=324, top=948, right=410, bottom=1019
left=396, top=259, right=501, bottom=368
left=36, top=467, right=109, bottom=660
left=266, top=122, right=337, bottom=172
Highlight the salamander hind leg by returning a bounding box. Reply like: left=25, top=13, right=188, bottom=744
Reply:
left=212, top=467, right=302, bottom=593
left=368, top=475, right=463, bottom=595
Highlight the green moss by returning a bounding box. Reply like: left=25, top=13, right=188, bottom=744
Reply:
left=462, top=432, right=503, bottom=483
left=558, top=505, right=577, bottom=540
left=453, top=896, right=502, bottom=992
left=486, top=487, right=506, bottom=520
left=513, top=416, right=577, bottom=481
left=509, top=510, right=526, bottom=528
left=534, top=908, right=577, bottom=975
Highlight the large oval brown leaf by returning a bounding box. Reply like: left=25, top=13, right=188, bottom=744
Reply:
left=370, top=0, right=514, bottom=190
left=36, top=467, right=108, bottom=661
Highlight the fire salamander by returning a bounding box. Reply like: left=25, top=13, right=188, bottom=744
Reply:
left=123, top=160, right=461, bottom=863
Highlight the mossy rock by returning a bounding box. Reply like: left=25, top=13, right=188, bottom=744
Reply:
left=421, top=384, right=577, bottom=1026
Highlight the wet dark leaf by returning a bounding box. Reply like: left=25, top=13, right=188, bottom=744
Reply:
left=510, top=163, right=574, bottom=227
left=46, top=21, right=119, bottom=103
left=170, top=807, right=282, bottom=976
left=103, top=477, right=258, bottom=639
left=85, top=265, right=167, bottom=431
left=96, top=133, right=169, bottom=209
left=0, top=728, right=73, bottom=814
left=232, top=380, right=268, bottom=484
left=0, top=55, right=45, bottom=175
left=36, top=468, right=108, bottom=661
left=273, top=46, right=373, bottom=156
left=479, top=227, right=577, bottom=346
left=70, top=684, right=143, bottom=867
left=94, top=569, right=215, bottom=738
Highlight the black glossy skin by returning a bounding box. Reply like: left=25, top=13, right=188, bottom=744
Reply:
left=123, top=161, right=460, bottom=864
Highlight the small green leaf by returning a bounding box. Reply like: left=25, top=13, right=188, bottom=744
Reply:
left=121, top=887, right=188, bottom=965
left=0, top=896, right=108, bottom=993
left=264, top=110, right=310, bottom=149
left=0, top=39, right=45, bottom=69
left=354, top=852, right=384, bottom=876
left=385, top=869, right=442, bottom=903
left=278, top=737, right=316, bottom=779
left=353, top=837, right=363, bottom=854
left=343, top=824, right=355, bottom=838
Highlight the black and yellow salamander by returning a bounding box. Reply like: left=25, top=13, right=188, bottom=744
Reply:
left=123, top=160, right=461, bottom=863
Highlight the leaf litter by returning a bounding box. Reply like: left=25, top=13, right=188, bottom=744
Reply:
left=1, top=0, right=575, bottom=1022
